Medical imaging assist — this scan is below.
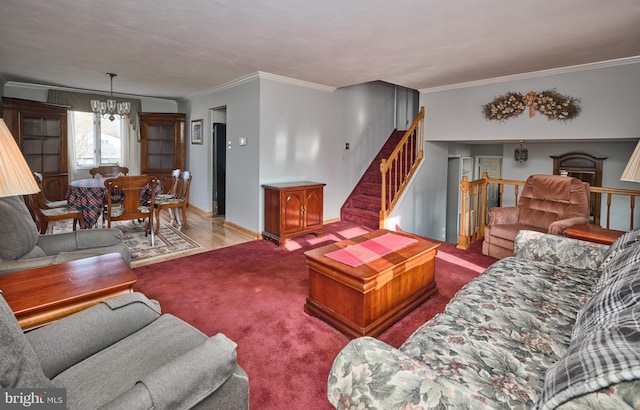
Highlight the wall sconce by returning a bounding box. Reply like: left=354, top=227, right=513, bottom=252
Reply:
left=514, top=140, right=528, bottom=163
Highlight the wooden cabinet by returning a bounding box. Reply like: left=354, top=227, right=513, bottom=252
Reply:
left=262, top=181, right=325, bottom=245
left=139, top=112, right=186, bottom=188
left=2, top=97, right=69, bottom=201
left=551, top=152, right=606, bottom=225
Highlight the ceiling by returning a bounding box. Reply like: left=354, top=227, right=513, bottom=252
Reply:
left=1, top=0, right=639, bottom=100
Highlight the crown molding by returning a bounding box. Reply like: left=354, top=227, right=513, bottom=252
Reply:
left=4, top=81, right=178, bottom=104
left=257, top=71, right=336, bottom=92
left=185, top=71, right=336, bottom=99
left=419, top=56, right=640, bottom=94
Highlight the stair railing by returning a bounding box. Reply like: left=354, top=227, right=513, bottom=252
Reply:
left=379, top=106, right=425, bottom=228
left=457, top=172, right=640, bottom=249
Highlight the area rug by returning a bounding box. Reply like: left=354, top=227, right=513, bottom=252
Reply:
left=49, top=219, right=203, bottom=267
left=133, top=222, right=496, bottom=409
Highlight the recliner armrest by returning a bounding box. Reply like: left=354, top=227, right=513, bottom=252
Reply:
left=487, top=206, right=519, bottom=225
left=99, top=334, right=238, bottom=410
left=26, top=293, right=161, bottom=378
left=547, top=216, right=589, bottom=235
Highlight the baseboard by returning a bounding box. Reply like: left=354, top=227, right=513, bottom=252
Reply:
left=223, top=220, right=260, bottom=239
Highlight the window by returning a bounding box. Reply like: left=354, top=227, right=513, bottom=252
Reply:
left=71, top=111, right=124, bottom=166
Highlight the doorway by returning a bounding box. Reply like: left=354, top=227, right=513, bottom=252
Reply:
left=476, top=156, right=503, bottom=209
left=211, top=107, right=227, bottom=216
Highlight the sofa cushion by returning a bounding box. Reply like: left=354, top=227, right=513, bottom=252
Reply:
left=397, top=256, right=597, bottom=408
left=536, top=262, right=640, bottom=409
left=0, top=292, right=52, bottom=388
left=0, top=196, right=39, bottom=260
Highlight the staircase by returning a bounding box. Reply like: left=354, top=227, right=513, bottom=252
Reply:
left=340, top=130, right=406, bottom=230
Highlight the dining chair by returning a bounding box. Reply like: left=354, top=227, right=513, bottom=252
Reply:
left=90, top=165, right=129, bottom=178
left=154, top=171, right=191, bottom=234
left=104, top=175, right=159, bottom=246
left=29, top=172, right=86, bottom=234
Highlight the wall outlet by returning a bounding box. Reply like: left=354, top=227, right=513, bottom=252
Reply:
left=345, top=142, right=350, bottom=150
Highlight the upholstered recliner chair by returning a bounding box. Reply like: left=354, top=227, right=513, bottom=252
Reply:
left=0, top=291, right=249, bottom=409
left=482, top=174, right=590, bottom=259
left=0, top=196, right=130, bottom=274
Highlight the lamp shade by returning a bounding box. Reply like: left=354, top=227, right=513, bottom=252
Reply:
left=0, top=118, right=40, bottom=197
left=621, top=140, right=640, bottom=183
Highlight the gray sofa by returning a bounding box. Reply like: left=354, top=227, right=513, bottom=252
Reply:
left=328, top=230, right=640, bottom=409
left=0, top=195, right=130, bottom=273
left=1, top=291, right=249, bottom=409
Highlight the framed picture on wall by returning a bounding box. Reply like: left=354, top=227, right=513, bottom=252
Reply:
left=191, top=119, right=203, bottom=144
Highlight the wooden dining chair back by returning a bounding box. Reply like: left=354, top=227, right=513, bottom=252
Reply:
left=90, top=166, right=129, bottom=179
left=104, top=175, right=159, bottom=245
left=154, top=171, right=191, bottom=234
left=164, top=169, right=181, bottom=196
left=30, top=172, right=85, bottom=233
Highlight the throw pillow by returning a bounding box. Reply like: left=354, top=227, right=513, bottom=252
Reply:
left=599, top=228, right=640, bottom=271
left=536, top=263, right=640, bottom=409
left=594, top=240, right=640, bottom=293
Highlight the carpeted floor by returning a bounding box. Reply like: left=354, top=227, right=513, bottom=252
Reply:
left=133, top=222, right=496, bottom=409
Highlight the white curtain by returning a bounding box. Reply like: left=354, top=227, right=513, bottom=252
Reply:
left=123, top=121, right=141, bottom=174
left=66, top=112, right=78, bottom=181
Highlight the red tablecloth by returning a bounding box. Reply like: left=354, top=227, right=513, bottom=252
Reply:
left=67, top=178, right=161, bottom=228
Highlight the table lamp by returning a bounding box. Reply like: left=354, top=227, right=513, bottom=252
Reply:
left=0, top=118, right=40, bottom=197
left=621, top=141, right=640, bottom=183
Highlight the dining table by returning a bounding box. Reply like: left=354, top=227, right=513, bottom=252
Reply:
left=66, top=178, right=162, bottom=228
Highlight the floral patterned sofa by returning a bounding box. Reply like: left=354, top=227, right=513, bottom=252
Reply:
left=327, top=230, right=640, bottom=409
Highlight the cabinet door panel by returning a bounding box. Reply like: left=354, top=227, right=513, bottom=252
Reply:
left=283, top=191, right=304, bottom=234
left=305, top=188, right=324, bottom=229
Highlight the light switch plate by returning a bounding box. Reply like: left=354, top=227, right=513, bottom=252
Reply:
left=239, top=137, right=247, bottom=146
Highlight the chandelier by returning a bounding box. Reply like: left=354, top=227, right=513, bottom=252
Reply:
left=90, top=73, right=130, bottom=121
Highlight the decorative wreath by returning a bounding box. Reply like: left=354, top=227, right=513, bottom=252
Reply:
left=483, top=89, right=581, bottom=122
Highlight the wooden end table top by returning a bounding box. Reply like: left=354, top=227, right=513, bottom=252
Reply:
left=0, top=253, right=137, bottom=329
left=564, top=224, right=626, bottom=245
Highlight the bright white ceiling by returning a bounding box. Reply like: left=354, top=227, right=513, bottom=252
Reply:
left=1, top=0, right=639, bottom=99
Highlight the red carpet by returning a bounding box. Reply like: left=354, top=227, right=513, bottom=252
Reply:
left=133, top=222, right=496, bottom=409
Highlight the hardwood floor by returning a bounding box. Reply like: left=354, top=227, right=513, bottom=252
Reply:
left=151, top=207, right=257, bottom=263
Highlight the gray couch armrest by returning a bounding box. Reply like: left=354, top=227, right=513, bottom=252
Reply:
left=26, top=293, right=161, bottom=378
left=99, top=334, right=238, bottom=410
left=513, top=230, right=608, bottom=270
left=36, top=229, right=124, bottom=255
left=0, top=255, right=58, bottom=274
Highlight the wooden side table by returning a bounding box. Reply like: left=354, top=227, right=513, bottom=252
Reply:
left=564, top=224, right=625, bottom=245
left=0, top=253, right=137, bottom=330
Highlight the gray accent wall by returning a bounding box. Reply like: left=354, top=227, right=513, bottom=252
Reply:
left=398, top=61, right=640, bottom=241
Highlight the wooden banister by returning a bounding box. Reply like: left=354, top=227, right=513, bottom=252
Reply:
left=379, top=107, right=425, bottom=228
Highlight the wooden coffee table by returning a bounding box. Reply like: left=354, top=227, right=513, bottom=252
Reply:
left=304, top=229, right=439, bottom=338
left=0, top=253, right=137, bottom=330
